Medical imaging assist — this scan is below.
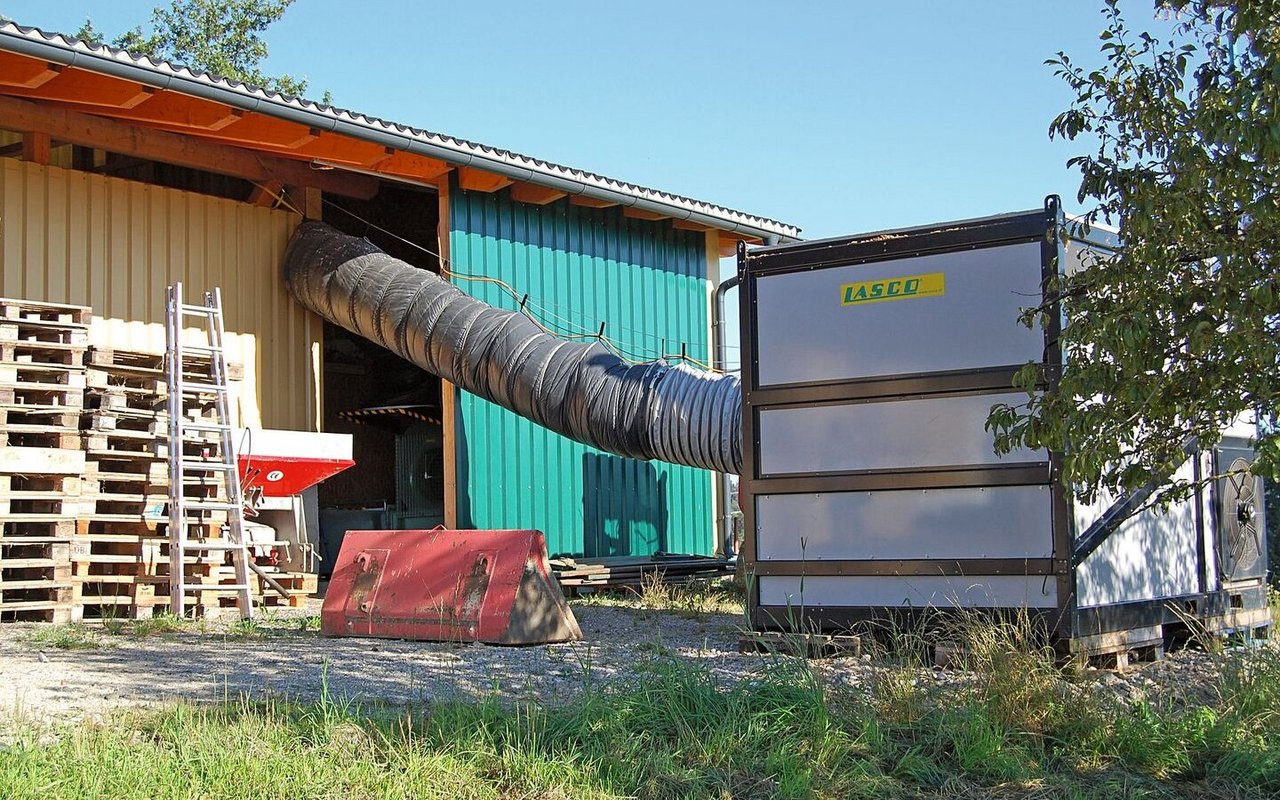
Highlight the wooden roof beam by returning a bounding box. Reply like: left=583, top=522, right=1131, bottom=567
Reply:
left=457, top=166, right=513, bottom=193
left=248, top=180, right=285, bottom=207
left=509, top=181, right=566, bottom=205
left=0, top=95, right=378, bottom=199
left=568, top=194, right=618, bottom=209
left=292, top=133, right=390, bottom=167
left=2, top=68, right=156, bottom=109
left=623, top=207, right=667, bottom=221
left=21, top=131, right=50, bottom=165
left=0, top=53, right=62, bottom=89
left=193, top=113, right=320, bottom=149
left=367, top=150, right=453, bottom=184
left=717, top=232, right=764, bottom=258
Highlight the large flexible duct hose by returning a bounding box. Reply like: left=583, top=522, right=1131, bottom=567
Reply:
left=283, top=221, right=743, bottom=474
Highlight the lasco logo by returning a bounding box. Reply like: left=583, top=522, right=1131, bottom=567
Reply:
left=840, top=272, right=946, bottom=306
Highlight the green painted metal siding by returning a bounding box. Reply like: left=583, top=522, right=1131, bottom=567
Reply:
left=449, top=183, right=715, bottom=557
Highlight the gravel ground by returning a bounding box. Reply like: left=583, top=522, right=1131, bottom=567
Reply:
left=0, top=599, right=778, bottom=723
left=0, top=597, right=1258, bottom=725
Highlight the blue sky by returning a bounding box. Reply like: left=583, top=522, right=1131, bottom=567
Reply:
left=3, top=1, right=1172, bottom=242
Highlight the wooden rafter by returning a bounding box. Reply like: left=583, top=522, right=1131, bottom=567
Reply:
left=0, top=53, right=62, bottom=89
left=509, top=182, right=567, bottom=205
left=247, top=180, right=285, bottom=207
left=367, top=150, right=453, bottom=184
left=1, top=68, right=155, bottom=109
left=21, top=131, right=50, bottom=165
left=568, top=194, right=618, bottom=209
left=622, top=207, right=667, bottom=221
left=198, top=114, right=319, bottom=149
left=0, top=95, right=378, bottom=199
left=291, top=132, right=389, bottom=167
left=717, top=232, right=763, bottom=258
left=45, top=91, right=245, bottom=131
left=457, top=166, right=512, bottom=193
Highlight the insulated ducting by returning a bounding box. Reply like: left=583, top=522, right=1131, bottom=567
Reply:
left=283, top=221, right=743, bottom=474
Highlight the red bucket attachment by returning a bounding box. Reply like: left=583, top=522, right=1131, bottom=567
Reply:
left=321, top=529, right=582, bottom=645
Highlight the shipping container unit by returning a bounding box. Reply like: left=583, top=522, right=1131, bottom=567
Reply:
left=737, top=197, right=1270, bottom=658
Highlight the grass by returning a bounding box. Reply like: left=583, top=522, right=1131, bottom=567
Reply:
left=572, top=574, right=746, bottom=618
left=20, top=623, right=108, bottom=651
left=20, top=608, right=306, bottom=648
left=20, top=613, right=191, bottom=649
left=4, top=615, right=1279, bottom=800
left=101, top=612, right=189, bottom=637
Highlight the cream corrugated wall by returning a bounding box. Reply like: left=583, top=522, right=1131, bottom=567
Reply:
left=0, top=158, right=320, bottom=431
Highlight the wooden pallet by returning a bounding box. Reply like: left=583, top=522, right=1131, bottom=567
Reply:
left=82, top=428, right=170, bottom=458
left=0, top=599, right=74, bottom=623
left=0, top=403, right=82, bottom=429
left=739, top=630, right=866, bottom=658
left=0, top=360, right=86, bottom=387
left=0, top=339, right=86, bottom=367
left=0, top=578, right=73, bottom=607
left=0, top=383, right=84, bottom=409
left=0, top=424, right=82, bottom=449
left=0, top=320, right=89, bottom=349
left=85, top=388, right=165, bottom=415
left=553, top=555, right=734, bottom=589
left=0, top=474, right=81, bottom=495
left=0, top=298, right=92, bottom=326
left=0, top=446, right=85, bottom=477
left=1, top=538, right=71, bottom=561
left=86, top=346, right=244, bottom=381
left=72, top=578, right=161, bottom=621
left=0, top=491, right=91, bottom=516
left=0, top=517, right=78, bottom=538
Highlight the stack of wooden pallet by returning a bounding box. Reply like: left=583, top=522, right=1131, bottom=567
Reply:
left=76, top=346, right=314, bottom=618
left=77, top=348, right=203, bottom=618
left=0, top=298, right=90, bottom=622
left=551, top=554, right=734, bottom=591
left=0, top=294, right=323, bottom=624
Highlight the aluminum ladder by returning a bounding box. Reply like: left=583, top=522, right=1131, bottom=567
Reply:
left=165, top=283, right=255, bottom=620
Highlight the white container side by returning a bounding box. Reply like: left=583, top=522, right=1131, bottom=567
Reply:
left=755, top=485, right=1054, bottom=561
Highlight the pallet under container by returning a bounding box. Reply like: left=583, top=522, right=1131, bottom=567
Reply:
left=736, top=198, right=1271, bottom=662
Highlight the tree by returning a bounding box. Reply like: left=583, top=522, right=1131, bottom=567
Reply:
left=987, top=0, right=1280, bottom=509
left=73, top=0, right=325, bottom=101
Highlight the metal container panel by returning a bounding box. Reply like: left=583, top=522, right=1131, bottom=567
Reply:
left=758, top=391, right=1045, bottom=475
left=449, top=185, right=715, bottom=557
left=755, top=485, right=1054, bottom=561
left=0, top=158, right=317, bottom=431
left=753, top=241, right=1044, bottom=386
left=1074, top=456, right=1204, bottom=607
left=757, top=575, right=1059, bottom=609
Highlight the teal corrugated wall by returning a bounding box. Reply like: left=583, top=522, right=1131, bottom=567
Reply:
left=449, top=182, right=714, bottom=557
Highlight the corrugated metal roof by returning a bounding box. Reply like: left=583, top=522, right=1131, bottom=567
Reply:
left=0, top=22, right=801, bottom=242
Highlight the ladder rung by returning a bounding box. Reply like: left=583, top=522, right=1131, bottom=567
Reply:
left=179, top=304, right=217, bottom=315
left=181, top=422, right=234, bottom=432
left=177, top=541, right=246, bottom=550
left=177, top=583, right=252, bottom=591
left=180, top=383, right=228, bottom=394
left=179, top=460, right=237, bottom=472
left=180, top=344, right=222, bottom=354
left=182, top=501, right=241, bottom=511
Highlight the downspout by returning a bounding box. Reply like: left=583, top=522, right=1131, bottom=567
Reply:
left=712, top=272, right=741, bottom=558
